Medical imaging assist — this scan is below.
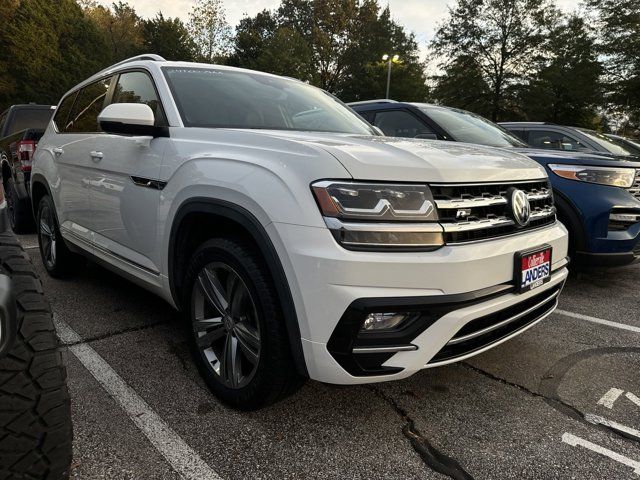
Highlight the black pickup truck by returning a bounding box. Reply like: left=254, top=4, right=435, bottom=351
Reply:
left=0, top=104, right=55, bottom=232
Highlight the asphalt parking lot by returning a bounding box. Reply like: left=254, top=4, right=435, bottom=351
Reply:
left=17, top=233, right=640, bottom=480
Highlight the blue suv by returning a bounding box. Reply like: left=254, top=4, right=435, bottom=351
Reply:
left=349, top=100, right=640, bottom=267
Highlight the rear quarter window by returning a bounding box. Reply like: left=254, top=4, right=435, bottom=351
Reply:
left=53, top=93, right=78, bottom=133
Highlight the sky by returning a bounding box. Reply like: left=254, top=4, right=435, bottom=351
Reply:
left=95, top=0, right=583, bottom=59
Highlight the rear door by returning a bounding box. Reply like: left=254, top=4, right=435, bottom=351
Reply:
left=89, top=70, right=168, bottom=275
left=47, top=77, right=112, bottom=247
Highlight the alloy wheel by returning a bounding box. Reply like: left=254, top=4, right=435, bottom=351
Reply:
left=39, top=205, right=57, bottom=269
left=191, top=262, right=261, bottom=389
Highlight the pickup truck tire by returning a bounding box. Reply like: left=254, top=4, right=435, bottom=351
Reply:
left=0, top=232, right=73, bottom=479
left=36, top=196, right=78, bottom=278
left=5, top=177, right=34, bottom=234
left=184, top=237, right=303, bottom=410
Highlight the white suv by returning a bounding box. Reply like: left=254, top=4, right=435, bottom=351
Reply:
left=32, top=55, right=569, bottom=409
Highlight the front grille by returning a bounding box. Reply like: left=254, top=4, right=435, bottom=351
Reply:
left=630, top=170, right=640, bottom=200
left=428, top=282, right=563, bottom=364
left=634, top=242, right=640, bottom=256
left=431, top=180, right=556, bottom=243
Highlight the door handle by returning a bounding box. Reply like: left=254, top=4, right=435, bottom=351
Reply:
left=90, top=151, right=104, bottom=161
left=52, top=147, right=64, bottom=156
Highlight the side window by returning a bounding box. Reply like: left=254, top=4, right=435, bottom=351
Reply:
left=66, top=77, right=112, bottom=133
left=53, top=92, right=77, bottom=133
left=509, top=129, right=528, bottom=142
left=528, top=130, right=586, bottom=151
left=373, top=110, right=435, bottom=138
left=111, top=71, right=165, bottom=125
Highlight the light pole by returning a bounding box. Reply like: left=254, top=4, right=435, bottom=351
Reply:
left=382, top=54, right=400, bottom=99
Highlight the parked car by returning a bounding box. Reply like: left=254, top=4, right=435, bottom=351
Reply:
left=604, top=133, right=640, bottom=156
left=0, top=104, right=55, bottom=232
left=0, top=184, right=72, bottom=479
left=32, top=55, right=568, bottom=410
left=499, top=121, right=637, bottom=159
left=349, top=100, right=640, bottom=267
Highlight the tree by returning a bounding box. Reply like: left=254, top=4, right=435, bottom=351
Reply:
left=188, top=0, right=233, bottom=63
left=0, top=0, right=108, bottom=109
left=142, top=13, right=196, bottom=61
left=586, top=0, right=640, bottom=127
left=230, top=0, right=428, bottom=101
left=431, top=55, right=493, bottom=118
left=431, top=0, right=557, bottom=121
left=518, top=16, right=602, bottom=126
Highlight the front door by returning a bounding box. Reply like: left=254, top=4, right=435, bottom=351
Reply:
left=89, top=70, right=168, bottom=275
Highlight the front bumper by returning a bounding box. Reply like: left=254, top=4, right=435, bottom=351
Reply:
left=272, top=220, right=569, bottom=384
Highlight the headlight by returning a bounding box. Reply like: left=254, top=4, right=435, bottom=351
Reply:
left=311, top=181, right=443, bottom=251
left=548, top=164, right=637, bottom=188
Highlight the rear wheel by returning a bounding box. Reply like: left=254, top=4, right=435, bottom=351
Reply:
left=184, top=237, right=303, bottom=410
left=4, top=177, right=34, bottom=233
left=36, top=196, right=78, bottom=278
left=0, top=231, right=73, bottom=479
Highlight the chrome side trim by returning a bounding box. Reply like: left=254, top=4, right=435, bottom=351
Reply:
left=352, top=345, right=418, bottom=354
left=447, top=291, right=560, bottom=346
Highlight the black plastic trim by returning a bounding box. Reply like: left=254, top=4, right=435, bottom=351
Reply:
left=327, top=281, right=517, bottom=376
left=168, top=198, right=308, bottom=377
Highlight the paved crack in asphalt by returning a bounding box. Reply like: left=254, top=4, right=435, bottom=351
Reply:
left=462, top=357, right=640, bottom=447
left=54, top=318, right=171, bottom=346
left=367, top=385, right=475, bottom=480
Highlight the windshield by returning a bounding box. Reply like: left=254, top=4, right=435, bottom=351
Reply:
left=577, top=128, right=633, bottom=156
left=8, top=108, right=53, bottom=135
left=163, top=67, right=374, bottom=135
left=418, top=105, right=526, bottom=148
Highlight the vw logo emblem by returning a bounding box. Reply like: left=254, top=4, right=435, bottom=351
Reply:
left=510, top=188, right=531, bottom=227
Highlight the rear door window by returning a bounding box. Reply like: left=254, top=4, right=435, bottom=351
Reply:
left=66, top=77, right=112, bottom=133
left=53, top=93, right=77, bottom=133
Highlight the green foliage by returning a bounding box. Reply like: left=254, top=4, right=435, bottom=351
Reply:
left=188, top=0, right=233, bottom=63
left=0, top=0, right=107, bottom=110
left=430, top=55, right=493, bottom=119
left=230, top=0, right=429, bottom=101
left=432, top=0, right=558, bottom=121
left=517, top=15, right=602, bottom=126
left=142, top=13, right=196, bottom=61
left=586, top=0, right=640, bottom=127
left=82, top=1, right=143, bottom=63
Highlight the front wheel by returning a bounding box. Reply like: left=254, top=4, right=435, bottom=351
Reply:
left=183, top=237, right=303, bottom=410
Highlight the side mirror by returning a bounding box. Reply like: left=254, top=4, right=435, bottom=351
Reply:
left=98, top=103, right=166, bottom=137
left=415, top=133, right=438, bottom=140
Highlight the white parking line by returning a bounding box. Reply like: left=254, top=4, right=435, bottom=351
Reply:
left=598, top=388, right=625, bottom=409
left=562, top=433, right=640, bottom=475
left=555, top=309, right=640, bottom=334
left=627, top=392, right=640, bottom=408
left=585, top=414, right=640, bottom=442
left=54, top=318, right=222, bottom=480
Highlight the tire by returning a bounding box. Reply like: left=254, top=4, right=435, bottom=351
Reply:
left=183, top=237, right=303, bottom=410
left=5, top=177, right=34, bottom=234
left=36, top=196, right=78, bottom=278
left=0, top=231, right=73, bottom=479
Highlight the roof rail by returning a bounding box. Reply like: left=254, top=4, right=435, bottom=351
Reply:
left=92, top=54, right=166, bottom=78
left=108, top=54, right=166, bottom=69
left=347, top=99, right=398, bottom=106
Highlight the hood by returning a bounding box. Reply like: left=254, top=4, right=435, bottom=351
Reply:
left=510, top=147, right=640, bottom=168
left=251, top=131, right=547, bottom=183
